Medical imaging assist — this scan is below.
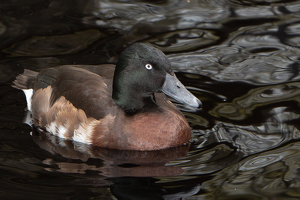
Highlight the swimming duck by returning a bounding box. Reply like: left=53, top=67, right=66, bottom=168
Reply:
left=13, top=43, right=201, bottom=150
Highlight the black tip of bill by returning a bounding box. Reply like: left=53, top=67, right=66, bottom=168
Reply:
left=162, top=73, right=202, bottom=108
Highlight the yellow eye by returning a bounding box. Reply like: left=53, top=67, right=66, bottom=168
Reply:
left=145, top=64, right=152, bottom=70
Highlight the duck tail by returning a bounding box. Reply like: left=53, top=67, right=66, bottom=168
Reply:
left=12, top=69, right=38, bottom=90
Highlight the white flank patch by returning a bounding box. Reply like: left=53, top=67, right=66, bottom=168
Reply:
left=57, top=124, right=68, bottom=138
left=22, top=89, right=33, bottom=111
left=46, top=122, right=58, bottom=135
left=73, top=120, right=98, bottom=144
left=46, top=121, right=70, bottom=139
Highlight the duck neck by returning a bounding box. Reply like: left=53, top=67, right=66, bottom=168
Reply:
left=112, top=88, right=157, bottom=114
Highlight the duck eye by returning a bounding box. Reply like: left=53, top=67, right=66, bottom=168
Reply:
left=145, top=64, right=152, bottom=70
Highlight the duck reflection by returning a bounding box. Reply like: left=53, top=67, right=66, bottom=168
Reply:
left=31, top=128, right=203, bottom=199
left=31, top=127, right=189, bottom=177
left=110, top=177, right=201, bottom=200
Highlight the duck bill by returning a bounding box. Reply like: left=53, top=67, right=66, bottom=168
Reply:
left=162, top=73, right=202, bottom=108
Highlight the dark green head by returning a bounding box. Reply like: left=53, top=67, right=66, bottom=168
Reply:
left=112, top=43, right=201, bottom=113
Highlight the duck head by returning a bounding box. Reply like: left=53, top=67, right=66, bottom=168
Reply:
left=112, top=43, right=201, bottom=113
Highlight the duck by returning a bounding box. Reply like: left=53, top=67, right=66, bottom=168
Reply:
left=13, top=43, right=201, bottom=151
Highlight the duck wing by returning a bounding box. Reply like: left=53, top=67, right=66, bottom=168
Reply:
left=14, top=65, right=116, bottom=120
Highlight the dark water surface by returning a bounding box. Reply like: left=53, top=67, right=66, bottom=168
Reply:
left=1, top=0, right=300, bottom=199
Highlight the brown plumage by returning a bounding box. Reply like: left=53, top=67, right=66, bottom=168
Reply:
left=13, top=43, right=201, bottom=150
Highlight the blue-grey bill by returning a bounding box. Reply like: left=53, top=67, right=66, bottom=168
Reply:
left=162, top=73, right=202, bottom=108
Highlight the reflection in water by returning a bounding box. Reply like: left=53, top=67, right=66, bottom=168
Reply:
left=200, top=142, right=300, bottom=199
left=1, top=0, right=300, bottom=199
left=32, top=128, right=189, bottom=177
left=4, top=29, right=105, bottom=57
left=148, top=29, right=220, bottom=53
left=110, top=177, right=201, bottom=200
left=210, top=82, right=300, bottom=121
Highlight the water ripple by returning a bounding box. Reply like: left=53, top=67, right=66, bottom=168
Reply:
left=1, top=0, right=300, bottom=199
left=3, top=30, right=105, bottom=57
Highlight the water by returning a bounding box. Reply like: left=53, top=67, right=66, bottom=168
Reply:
left=1, top=0, right=300, bottom=199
